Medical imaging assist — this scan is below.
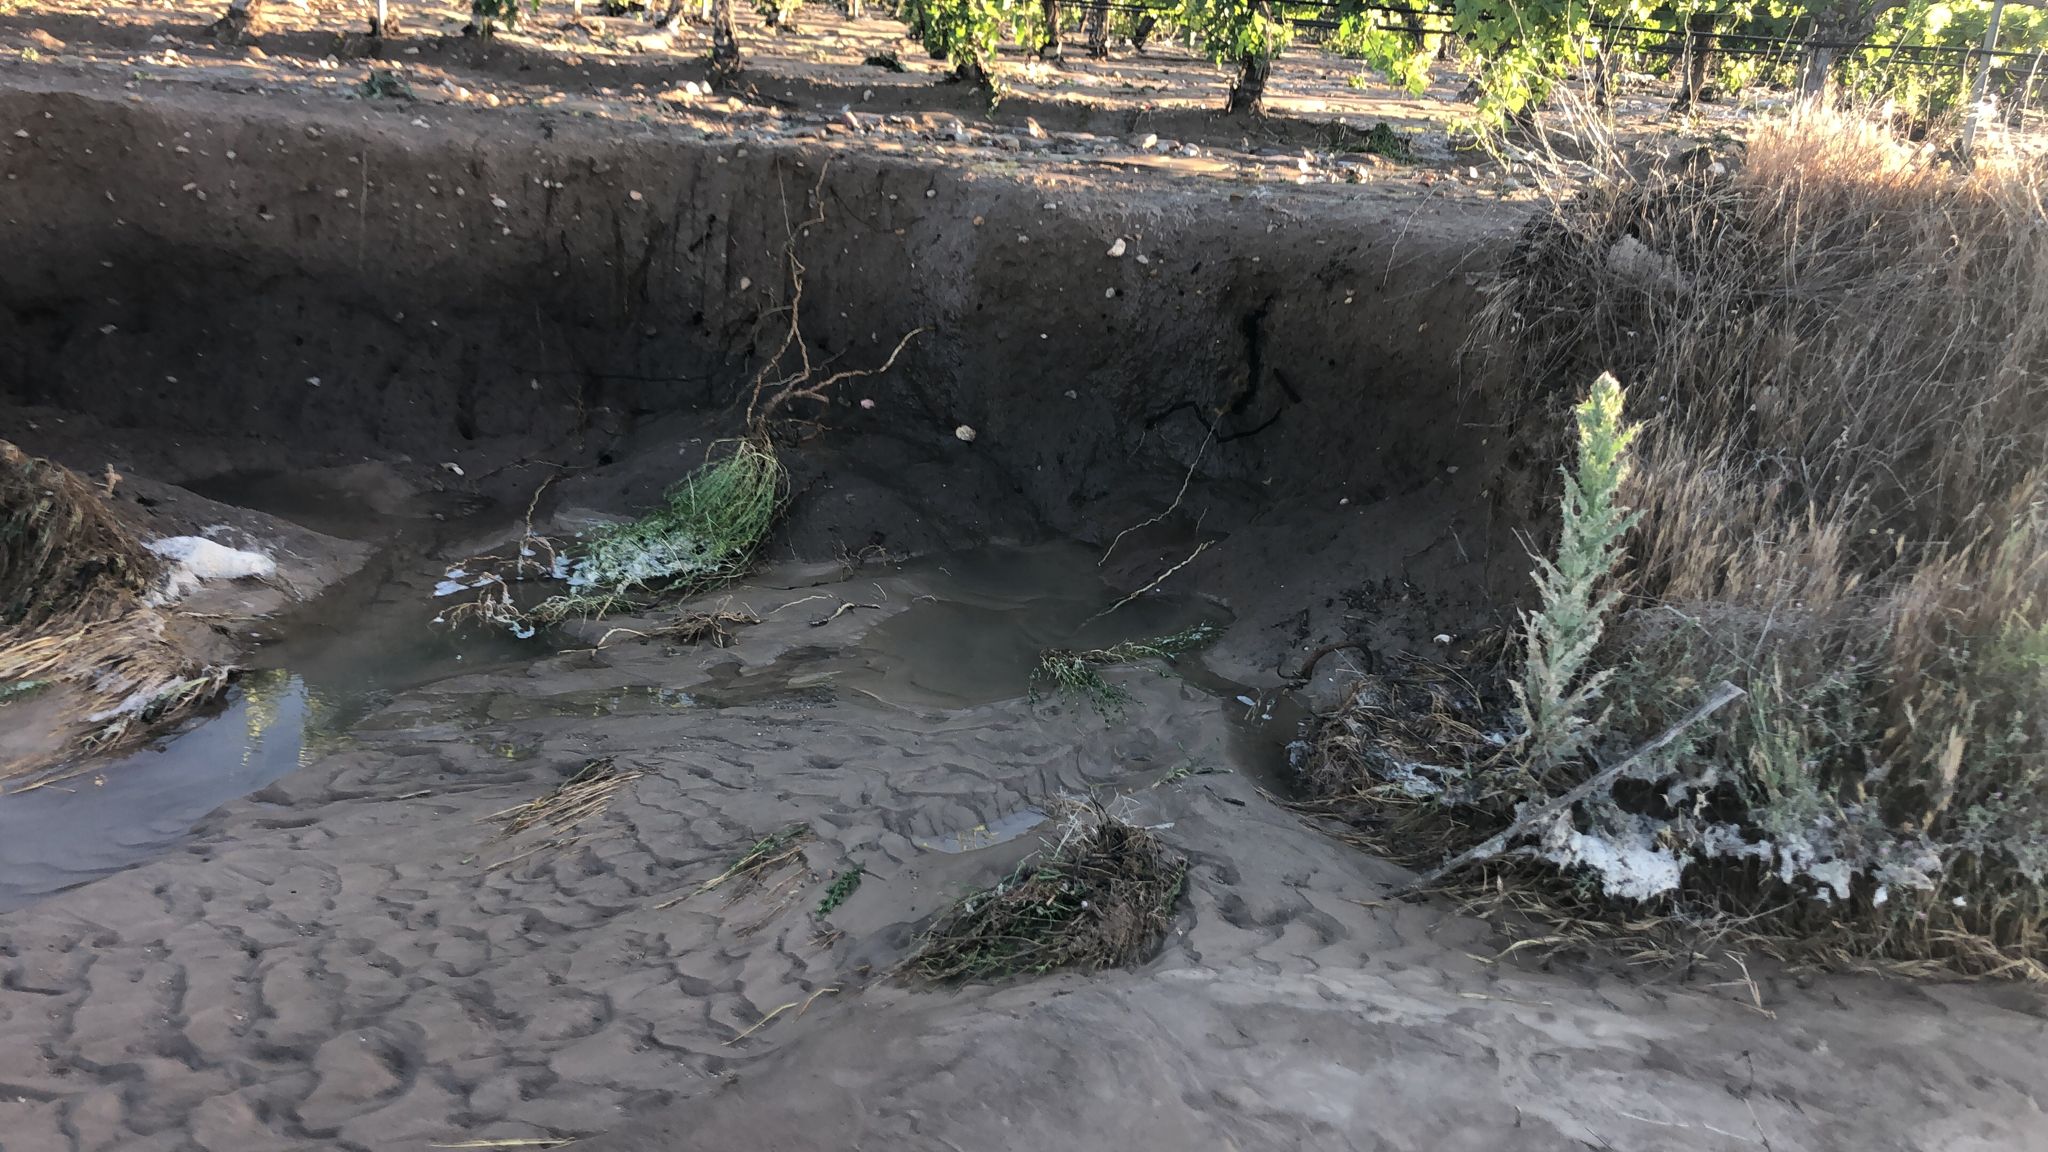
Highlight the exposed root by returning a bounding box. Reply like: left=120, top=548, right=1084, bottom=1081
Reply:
left=1099, top=421, right=1214, bottom=567
left=742, top=162, right=926, bottom=442
left=723, top=985, right=838, bottom=1046
left=590, top=605, right=760, bottom=650
left=1089, top=539, right=1212, bottom=622
left=808, top=600, right=880, bottom=627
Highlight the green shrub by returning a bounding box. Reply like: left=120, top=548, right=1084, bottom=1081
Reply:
left=1511, top=372, right=1637, bottom=785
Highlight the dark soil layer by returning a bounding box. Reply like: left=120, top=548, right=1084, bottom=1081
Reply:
left=0, top=76, right=1516, bottom=677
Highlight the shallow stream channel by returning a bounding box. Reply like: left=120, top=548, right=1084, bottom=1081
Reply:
left=0, top=473, right=1302, bottom=914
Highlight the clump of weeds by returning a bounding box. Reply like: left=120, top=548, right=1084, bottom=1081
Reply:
left=1031, top=622, right=1219, bottom=721
left=814, top=867, right=863, bottom=916
left=903, top=800, right=1185, bottom=983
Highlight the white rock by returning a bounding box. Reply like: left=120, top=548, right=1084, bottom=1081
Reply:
left=1107, top=237, right=1126, bottom=257
left=954, top=424, right=978, bottom=443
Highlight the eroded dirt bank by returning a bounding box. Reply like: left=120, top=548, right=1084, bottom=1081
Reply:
left=0, top=75, right=1512, bottom=661
left=2, top=72, right=2045, bottom=1152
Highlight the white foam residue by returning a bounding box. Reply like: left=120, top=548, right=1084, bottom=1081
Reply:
left=1538, top=814, right=1682, bottom=902
left=1381, top=760, right=1446, bottom=797
left=1803, top=859, right=1854, bottom=903
left=147, top=536, right=277, bottom=603
left=1697, top=823, right=1774, bottom=863
left=87, top=687, right=158, bottom=723
left=567, top=533, right=721, bottom=591
left=432, top=580, right=471, bottom=598
left=1874, top=847, right=1944, bottom=893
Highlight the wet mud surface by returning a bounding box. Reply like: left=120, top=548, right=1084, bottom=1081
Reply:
left=1, top=497, right=2045, bottom=1151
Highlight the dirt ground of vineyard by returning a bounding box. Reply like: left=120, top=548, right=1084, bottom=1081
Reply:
left=3, top=8, right=2048, bottom=1152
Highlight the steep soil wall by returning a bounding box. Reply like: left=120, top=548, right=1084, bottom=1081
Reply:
left=0, top=78, right=1523, bottom=674
left=0, top=82, right=1506, bottom=502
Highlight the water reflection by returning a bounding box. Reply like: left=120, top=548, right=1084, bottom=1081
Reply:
left=0, top=672, right=316, bottom=911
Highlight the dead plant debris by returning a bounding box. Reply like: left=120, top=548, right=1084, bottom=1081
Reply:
left=591, top=606, right=759, bottom=650
left=903, top=801, right=1185, bottom=983
left=1, top=441, right=234, bottom=779
left=480, top=757, right=641, bottom=871
left=658, top=822, right=813, bottom=910
left=1032, top=621, right=1219, bottom=720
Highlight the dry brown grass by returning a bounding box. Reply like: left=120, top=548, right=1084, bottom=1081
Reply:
left=1330, top=106, right=2048, bottom=976
left=1, top=442, right=232, bottom=781
left=2, top=441, right=161, bottom=633
left=479, top=756, right=645, bottom=872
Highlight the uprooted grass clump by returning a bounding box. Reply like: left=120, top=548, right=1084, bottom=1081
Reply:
left=442, top=440, right=787, bottom=638
left=903, top=802, right=1185, bottom=983
left=576, top=439, right=785, bottom=595
left=1, top=442, right=233, bottom=779
left=1314, top=107, right=2048, bottom=978
left=1031, top=622, right=1219, bottom=720
left=442, top=171, right=924, bottom=640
